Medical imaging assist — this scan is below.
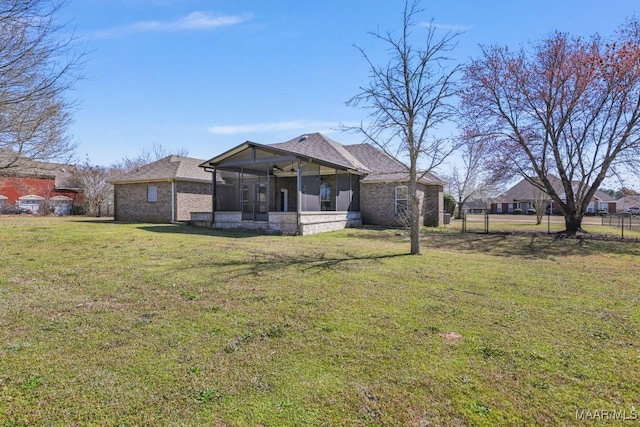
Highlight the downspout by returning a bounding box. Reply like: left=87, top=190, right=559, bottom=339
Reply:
left=297, top=159, right=302, bottom=235
left=171, top=179, right=176, bottom=223
left=212, top=168, right=217, bottom=228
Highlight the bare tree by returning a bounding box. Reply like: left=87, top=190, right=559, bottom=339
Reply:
left=461, top=19, right=640, bottom=236
left=532, top=187, right=549, bottom=225
left=73, top=161, right=112, bottom=216
left=0, top=0, right=83, bottom=170
left=447, top=134, right=504, bottom=218
left=107, top=143, right=189, bottom=180
left=345, top=0, right=461, bottom=254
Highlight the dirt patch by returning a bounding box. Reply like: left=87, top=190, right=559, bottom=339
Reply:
left=437, top=331, right=462, bottom=344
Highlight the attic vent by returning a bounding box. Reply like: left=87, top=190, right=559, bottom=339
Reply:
left=299, top=135, right=308, bottom=142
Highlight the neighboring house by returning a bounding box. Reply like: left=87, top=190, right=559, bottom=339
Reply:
left=0, top=160, right=80, bottom=214
left=616, top=195, right=640, bottom=212
left=490, top=176, right=617, bottom=214
left=198, top=133, right=445, bottom=235
left=462, top=198, right=490, bottom=214
left=111, top=155, right=212, bottom=223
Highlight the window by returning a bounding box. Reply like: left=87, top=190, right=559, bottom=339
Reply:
left=320, top=182, right=331, bottom=211
left=147, top=185, right=158, bottom=202
left=395, top=186, right=408, bottom=214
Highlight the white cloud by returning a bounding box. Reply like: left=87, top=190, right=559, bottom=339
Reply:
left=133, top=12, right=248, bottom=32
left=207, top=120, right=343, bottom=136
left=94, top=11, right=250, bottom=38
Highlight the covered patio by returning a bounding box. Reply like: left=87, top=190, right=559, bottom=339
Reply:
left=198, top=140, right=364, bottom=235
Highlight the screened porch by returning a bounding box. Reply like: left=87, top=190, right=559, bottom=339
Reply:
left=201, top=143, right=363, bottom=235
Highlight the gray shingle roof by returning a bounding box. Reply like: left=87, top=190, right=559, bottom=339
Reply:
left=111, top=155, right=211, bottom=183
left=270, top=133, right=370, bottom=172
left=202, top=133, right=445, bottom=185
left=499, top=176, right=616, bottom=202
left=0, top=155, right=79, bottom=190
left=342, top=143, right=445, bottom=185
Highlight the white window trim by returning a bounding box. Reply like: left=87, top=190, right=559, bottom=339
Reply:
left=394, top=185, right=408, bottom=214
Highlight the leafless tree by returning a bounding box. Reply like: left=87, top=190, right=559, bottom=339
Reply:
left=109, top=143, right=189, bottom=178
left=532, top=187, right=549, bottom=225
left=461, top=18, right=640, bottom=236
left=447, top=134, right=505, bottom=218
left=345, top=0, right=462, bottom=254
left=72, top=161, right=111, bottom=216
left=0, top=0, right=83, bottom=170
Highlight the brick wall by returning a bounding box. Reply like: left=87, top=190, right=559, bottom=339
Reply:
left=114, top=180, right=212, bottom=223
left=176, top=181, right=212, bottom=221
left=360, top=181, right=442, bottom=227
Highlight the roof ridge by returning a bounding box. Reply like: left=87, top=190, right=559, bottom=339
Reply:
left=315, top=133, right=370, bottom=172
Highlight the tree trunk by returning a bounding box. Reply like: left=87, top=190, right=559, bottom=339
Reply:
left=455, top=201, right=464, bottom=219
left=563, top=213, right=583, bottom=236
left=409, top=169, right=421, bottom=255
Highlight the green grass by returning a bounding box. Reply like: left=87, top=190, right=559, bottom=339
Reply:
left=1, top=216, right=639, bottom=426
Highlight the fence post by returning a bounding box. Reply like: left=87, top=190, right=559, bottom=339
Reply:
left=622, top=216, right=625, bottom=239
left=462, top=212, right=466, bottom=233
left=485, top=212, right=489, bottom=234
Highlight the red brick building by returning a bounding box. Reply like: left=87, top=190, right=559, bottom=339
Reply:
left=0, top=162, right=81, bottom=214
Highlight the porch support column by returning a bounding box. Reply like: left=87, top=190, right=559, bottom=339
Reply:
left=171, top=180, right=176, bottom=223
left=297, top=159, right=302, bottom=235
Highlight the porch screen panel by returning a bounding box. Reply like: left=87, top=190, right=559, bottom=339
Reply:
left=301, top=162, right=320, bottom=211
left=216, top=171, right=240, bottom=211
left=351, top=176, right=360, bottom=211
left=336, top=172, right=352, bottom=211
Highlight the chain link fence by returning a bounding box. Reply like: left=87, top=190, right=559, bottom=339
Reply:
left=600, top=214, right=640, bottom=238
left=440, top=212, right=640, bottom=238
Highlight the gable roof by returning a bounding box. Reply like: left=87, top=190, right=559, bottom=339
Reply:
left=111, top=155, right=211, bottom=184
left=617, top=195, right=640, bottom=210
left=200, top=132, right=446, bottom=185
left=270, top=133, right=370, bottom=172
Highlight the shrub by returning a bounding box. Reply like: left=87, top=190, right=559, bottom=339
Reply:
left=443, top=194, right=456, bottom=216
left=513, top=208, right=522, bottom=215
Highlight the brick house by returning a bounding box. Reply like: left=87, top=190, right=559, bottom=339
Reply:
left=491, top=176, right=617, bottom=215
left=0, top=160, right=80, bottom=214
left=111, top=155, right=212, bottom=223
left=198, top=133, right=445, bottom=234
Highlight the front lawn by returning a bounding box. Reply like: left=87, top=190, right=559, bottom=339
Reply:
left=0, top=217, right=638, bottom=426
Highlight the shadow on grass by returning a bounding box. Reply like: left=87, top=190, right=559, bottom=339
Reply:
left=137, top=225, right=269, bottom=238
left=183, top=251, right=409, bottom=279
left=74, top=219, right=268, bottom=238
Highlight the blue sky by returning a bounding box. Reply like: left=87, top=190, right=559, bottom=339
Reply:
left=62, top=0, right=639, bottom=170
